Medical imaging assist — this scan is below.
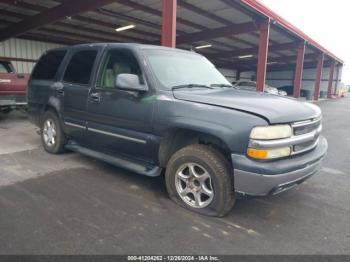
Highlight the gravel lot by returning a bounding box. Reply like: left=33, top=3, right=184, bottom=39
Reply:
left=0, top=98, right=349, bottom=255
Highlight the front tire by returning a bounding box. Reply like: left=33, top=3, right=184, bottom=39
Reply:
left=165, top=144, right=235, bottom=217
left=40, top=110, right=66, bottom=154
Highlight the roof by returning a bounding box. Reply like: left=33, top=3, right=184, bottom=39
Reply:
left=0, top=0, right=343, bottom=72
left=241, top=0, right=343, bottom=63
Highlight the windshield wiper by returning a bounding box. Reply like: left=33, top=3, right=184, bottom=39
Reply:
left=171, top=84, right=214, bottom=91
left=210, top=84, right=235, bottom=88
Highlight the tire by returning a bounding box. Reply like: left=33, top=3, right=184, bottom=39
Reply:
left=1, top=107, right=12, bottom=114
left=40, top=110, right=66, bottom=154
left=165, top=144, right=235, bottom=217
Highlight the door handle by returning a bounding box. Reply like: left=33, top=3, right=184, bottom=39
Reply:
left=90, top=92, right=101, bottom=103
left=51, top=82, right=64, bottom=96
left=56, top=87, right=64, bottom=95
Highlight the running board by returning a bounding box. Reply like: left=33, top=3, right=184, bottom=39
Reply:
left=65, top=143, right=162, bottom=177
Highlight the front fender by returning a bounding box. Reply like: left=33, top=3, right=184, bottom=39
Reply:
left=155, top=98, right=268, bottom=154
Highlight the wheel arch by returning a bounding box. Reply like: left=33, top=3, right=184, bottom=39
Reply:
left=158, top=127, right=232, bottom=168
left=40, top=97, right=63, bottom=124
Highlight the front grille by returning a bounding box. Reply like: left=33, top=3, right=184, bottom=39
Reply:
left=291, top=116, right=322, bottom=154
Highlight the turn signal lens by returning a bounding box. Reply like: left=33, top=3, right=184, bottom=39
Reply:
left=247, top=148, right=268, bottom=159
left=247, top=147, right=291, bottom=160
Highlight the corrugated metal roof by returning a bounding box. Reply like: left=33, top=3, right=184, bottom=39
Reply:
left=0, top=0, right=343, bottom=72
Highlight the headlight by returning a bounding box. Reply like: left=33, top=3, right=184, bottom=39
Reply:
left=247, top=147, right=291, bottom=160
left=250, top=125, right=292, bottom=140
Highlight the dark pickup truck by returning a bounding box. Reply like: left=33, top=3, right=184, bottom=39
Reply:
left=27, top=44, right=327, bottom=217
left=0, top=60, right=28, bottom=113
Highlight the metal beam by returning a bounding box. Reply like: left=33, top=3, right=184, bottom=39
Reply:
left=20, top=33, right=82, bottom=45
left=54, top=22, right=150, bottom=43
left=256, top=20, right=270, bottom=92
left=327, top=61, right=335, bottom=98
left=0, top=0, right=116, bottom=41
left=217, top=52, right=318, bottom=70
left=0, top=8, right=151, bottom=44
left=37, top=28, right=116, bottom=43
left=314, top=53, right=325, bottom=101
left=207, top=42, right=298, bottom=60
left=161, top=0, right=177, bottom=47
left=0, top=1, right=159, bottom=40
left=231, top=60, right=333, bottom=73
left=0, top=56, right=37, bottom=63
left=117, top=0, right=246, bottom=50
left=177, top=0, right=253, bottom=49
left=293, top=42, right=306, bottom=98
left=177, top=22, right=257, bottom=45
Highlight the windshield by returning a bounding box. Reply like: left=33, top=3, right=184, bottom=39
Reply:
left=143, top=49, right=231, bottom=89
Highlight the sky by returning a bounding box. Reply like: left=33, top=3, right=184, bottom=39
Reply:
left=259, top=0, right=350, bottom=84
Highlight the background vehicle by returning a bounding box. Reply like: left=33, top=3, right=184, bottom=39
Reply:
left=278, top=90, right=287, bottom=96
left=27, top=44, right=327, bottom=217
left=0, top=60, right=28, bottom=113
left=233, top=80, right=280, bottom=95
left=279, top=85, right=314, bottom=100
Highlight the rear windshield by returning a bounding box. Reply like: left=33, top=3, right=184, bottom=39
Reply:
left=31, top=50, right=67, bottom=80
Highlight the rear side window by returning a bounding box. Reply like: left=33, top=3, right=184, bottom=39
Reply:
left=31, top=50, right=66, bottom=80
left=63, top=50, right=97, bottom=85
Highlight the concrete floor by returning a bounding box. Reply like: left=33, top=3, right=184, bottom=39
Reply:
left=0, top=98, right=349, bottom=255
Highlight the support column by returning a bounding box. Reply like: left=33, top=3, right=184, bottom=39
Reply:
left=314, top=53, right=324, bottom=101
left=161, top=0, right=177, bottom=47
left=327, top=61, right=335, bottom=98
left=334, top=64, right=341, bottom=95
left=256, top=19, right=270, bottom=92
left=293, top=42, right=306, bottom=98
left=236, top=70, right=241, bottom=81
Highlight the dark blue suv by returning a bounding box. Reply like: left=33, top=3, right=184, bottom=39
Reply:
left=27, top=43, right=327, bottom=217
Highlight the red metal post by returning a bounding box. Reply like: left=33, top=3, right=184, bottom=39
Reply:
left=161, top=0, right=177, bottom=47
left=256, top=20, right=270, bottom=92
left=327, top=61, right=335, bottom=98
left=293, top=42, right=306, bottom=98
left=314, top=53, right=324, bottom=101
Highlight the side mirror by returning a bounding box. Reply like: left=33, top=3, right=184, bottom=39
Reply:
left=115, top=73, right=148, bottom=92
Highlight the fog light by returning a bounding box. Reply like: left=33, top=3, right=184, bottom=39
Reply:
left=247, top=147, right=291, bottom=160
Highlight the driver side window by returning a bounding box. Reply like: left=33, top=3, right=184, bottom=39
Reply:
left=97, top=48, right=141, bottom=89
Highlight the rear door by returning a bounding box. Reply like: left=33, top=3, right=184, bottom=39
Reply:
left=59, top=47, right=101, bottom=141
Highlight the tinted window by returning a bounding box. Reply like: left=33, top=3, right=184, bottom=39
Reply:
left=0, top=62, right=9, bottom=73
left=31, top=50, right=66, bottom=80
left=0, top=61, right=15, bottom=73
left=97, top=49, right=141, bottom=89
left=63, top=50, right=97, bottom=85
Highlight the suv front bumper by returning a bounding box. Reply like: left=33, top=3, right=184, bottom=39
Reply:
left=231, top=136, right=328, bottom=196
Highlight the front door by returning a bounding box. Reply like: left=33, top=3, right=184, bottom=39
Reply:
left=86, top=47, right=156, bottom=162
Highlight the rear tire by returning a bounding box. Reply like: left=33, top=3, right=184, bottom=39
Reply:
left=165, top=144, right=235, bottom=217
left=40, top=110, right=66, bottom=154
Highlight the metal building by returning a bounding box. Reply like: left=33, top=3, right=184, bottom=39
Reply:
left=0, top=0, right=344, bottom=100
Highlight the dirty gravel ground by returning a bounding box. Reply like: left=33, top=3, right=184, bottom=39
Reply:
left=0, top=98, right=349, bottom=254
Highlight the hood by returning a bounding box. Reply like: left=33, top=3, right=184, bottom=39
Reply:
left=173, top=89, right=321, bottom=124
